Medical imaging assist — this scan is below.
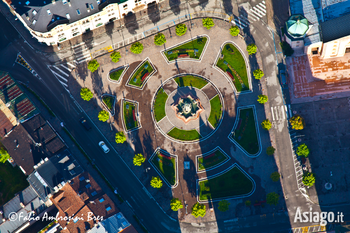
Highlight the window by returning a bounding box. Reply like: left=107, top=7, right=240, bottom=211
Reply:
left=123, top=4, right=127, bottom=9
left=66, top=13, right=70, bottom=19
left=106, top=206, right=111, bottom=211
left=76, top=9, right=81, bottom=15
left=346, top=48, right=350, bottom=53
left=96, top=0, right=100, bottom=4
left=99, top=198, right=105, bottom=203
left=91, top=191, right=97, bottom=196
left=85, top=183, right=91, bottom=188
left=90, top=3, right=94, bottom=9
left=32, top=20, right=36, bottom=25
left=79, top=176, right=85, bottom=181
left=62, top=0, right=67, bottom=4
left=47, top=9, right=51, bottom=15
left=32, top=10, right=37, bottom=15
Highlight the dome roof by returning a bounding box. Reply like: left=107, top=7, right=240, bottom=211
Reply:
left=286, top=15, right=309, bottom=37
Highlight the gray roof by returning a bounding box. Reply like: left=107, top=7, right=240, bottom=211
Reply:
left=322, top=0, right=350, bottom=22
left=320, top=13, right=350, bottom=42
left=88, top=212, right=131, bottom=233
left=10, top=0, right=124, bottom=33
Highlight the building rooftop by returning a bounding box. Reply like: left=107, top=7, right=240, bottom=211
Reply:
left=320, top=13, right=350, bottom=43
left=88, top=212, right=138, bottom=233
left=286, top=15, right=309, bottom=37
left=322, top=0, right=350, bottom=21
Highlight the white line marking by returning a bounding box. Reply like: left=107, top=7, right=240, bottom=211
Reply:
left=76, top=53, right=91, bottom=61
left=259, top=2, right=266, bottom=9
left=67, top=62, right=76, bottom=68
left=238, top=16, right=250, bottom=24
left=255, top=4, right=266, bottom=13
left=281, top=105, right=285, bottom=120
left=251, top=8, right=265, bottom=17
left=262, top=0, right=265, bottom=4
left=234, top=18, right=248, bottom=27
left=231, top=21, right=244, bottom=29
left=61, top=64, right=72, bottom=72
left=58, top=79, right=68, bottom=87
left=74, top=49, right=90, bottom=56
left=71, top=42, right=85, bottom=48
left=247, top=14, right=257, bottom=21
left=248, top=11, right=261, bottom=20
left=271, top=107, right=275, bottom=121
left=284, top=105, right=288, bottom=118
left=51, top=70, right=68, bottom=82
left=274, top=106, right=279, bottom=120
left=53, top=66, right=69, bottom=77
left=77, top=56, right=92, bottom=64
left=288, top=105, right=292, bottom=118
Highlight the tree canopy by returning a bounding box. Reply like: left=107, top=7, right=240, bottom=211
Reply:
left=133, top=153, right=145, bottom=166
left=245, top=200, right=251, bottom=206
left=261, top=119, right=272, bottom=130
left=218, top=200, right=230, bottom=212
left=289, top=115, right=305, bottom=130
left=280, top=41, right=294, bottom=56
left=175, top=24, right=187, bottom=36
left=247, top=43, right=257, bottom=55
left=253, top=69, right=264, bottom=80
left=115, top=131, right=126, bottom=144
left=297, top=143, right=310, bottom=157
left=202, top=18, right=214, bottom=29
left=191, top=203, right=206, bottom=218
left=88, top=59, right=100, bottom=73
left=229, top=26, right=240, bottom=37
left=150, top=176, right=163, bottom=189
left=98, top=110, right=109, bottom=122
left=257, top=95, right=268, bottom=104
left=0, top=149, right=10, bottom=163
left=130, top=42, right=144, bottom=54
left=154, top=33, right=167, bottom=46
left=170, top=198, right=183, bottom=211
left=266, top=146, right=276, bottom=155
left=266, top=192, right=279, bottom=205
left=302, top=172, right=316, bottom=187
left=80, top=87, right=93, bottom=101
left=270, top=171, right=280, bottom=182
left=110, top=51, right=121, bottom=63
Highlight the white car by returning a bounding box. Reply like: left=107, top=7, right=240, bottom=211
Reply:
left=99, top=141, right=110, bottom=153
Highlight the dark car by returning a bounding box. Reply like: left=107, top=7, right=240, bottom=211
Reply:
left=80, top=117, right=91, bottom=130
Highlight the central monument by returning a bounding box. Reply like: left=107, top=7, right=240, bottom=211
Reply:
left=171, top=94, right=204, bottom=123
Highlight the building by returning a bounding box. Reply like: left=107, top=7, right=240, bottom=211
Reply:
left=2, top=0, right=158, bottom=45
left=88, top=212, right=138, bottom=233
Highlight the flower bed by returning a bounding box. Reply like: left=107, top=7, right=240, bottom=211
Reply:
left=150, top=150, right=176, bottom=186
left=128, top=61, right=154, bottom=88
left=164, top=37, right=208, bottom=61
left=123, top=101, right=139, bottom=131
left=197, top=149, right=228, bottom=171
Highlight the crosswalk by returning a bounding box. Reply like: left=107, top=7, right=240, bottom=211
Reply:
left=232, top=1, right=266, bottom=29
left=270, top=104, right=291, bottom=121
left=47, top=62, right=76, bottom=93
left=72, top=42, right=92, bottom=64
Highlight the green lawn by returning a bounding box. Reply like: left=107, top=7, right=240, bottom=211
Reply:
left=231, top=108, right=259, bottom=155
left=151, top=151, right=176, bottom=185
left=0, top=162, right=29, bottom=206
left=154, top=88, right=168, bottom=122
left=109, top=68, right=125, bottom=81
left=197, top=149, right=228, bottom=171
left=123, top=101, right=138, bottom=130
left=208, top=95, right=222, bottom=128
left=164, top=37, right=208, bottom=61
left=174, top=75, right=208, bottom=89
left=102, top=96, right=114, bottom=111
left=216, top=43, right=249, bottom=92
left=199, top=166, right=253, bottom=201
left=167, top=127, right=201, bottom=141
left=128, top=61, right=154, bottom=87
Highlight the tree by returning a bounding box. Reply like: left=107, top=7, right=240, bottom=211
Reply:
left=0, top=149, right=10, bottom=163
left=202, top=18, right=214, bottom=29
left=229, top=26, right=240, bottom=37
left=302, top=172, right=316, bottom=187
left=296, top=143, right=310, bottom=157
left=218, top=200, right=230, bottom=212
left=88, top=59, right=100, bottom=73
left=266, top=146, right=276, bottom=155
left=133, top=153, right=145, bottom=166
left=110, top=51, right=121, bottom=63
left=257, top=95, right=268, bottom=104
left=98, top=110, right=109, bottom=122
left=261, top=119, right=272, bottom=130
left=247, top=43, right=257, bottom=55
left=253, top=69, right=264, bottom=80
left=289, top=115, right=305, bottom=130
left=191, top=203, right=206, bottom=218
left=130, top=42, right=144, bottom=54
left=175, top=23, right=187, bottom=36
left=266, top=192, right=279, bottom=205
left=115, top=131, right=126, bottom=144
left=270, top=171, right=280, bottom=182
left=245, top=200, right=251, bottom=206
left=154, top=33, right=166, bottom=46
left=80, top=87, right=93, bottom=101
left=150, top=176, right=163, bottom=189
left=170, top=198, right=183, bottom=211
left=280, top=41, right=294, bottom=56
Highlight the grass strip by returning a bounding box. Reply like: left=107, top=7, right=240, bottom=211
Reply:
left=174, top=75, right=208, bottom=89
left=153, top=88, right=168, bottom=122
left=208, top=95, right=222, bottom=128
left=109, top=68, right=125, bottom=81
left=167, top=127, right=201, bottom=141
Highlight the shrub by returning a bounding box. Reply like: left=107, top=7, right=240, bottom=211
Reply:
left=191, top=203, right=206, bottom=218
left=253, top=69, right=264, bottom=80
left=261, top=119, right=272, bottom=130
left=289, top=115, right=305, bottom=130
left=80, top=87, right=93, bottom=101
left=257, top=95, right=268, bottom=104
left=230, top=26, right=240, bottom=36
left=115, top=131, right=126, bottom=144
left=130, top=42, right=144, bottom=54
left=218, top=200, right=230, bottom=212
left=247, top=43, right=257, bottom=55
left=266, top=146, right=276, bottom=155
left=98, top=110, right=109, bottom=122
left=302, top=172, right=316, bottom=187
left=266, top=192, right=279, bottom=205
left=154, top=33, right=166, bottom=46
left=296, top=143, right=310, bottom=157
left=270, top=172, right=280, bottom=182
left=150, top=176, right=163, bottom=189
left=202, top=18, right=214, bottom=29
left=280, top=41, right=294, bottom=56
left=245, top=200, right=251, bottom=206
left=175, top=23, right=187, bottom=36
left=88, top=59, right=100, bottom=73
left=170, top=198, right=183, bottom=211
left=0, top=149, right=10, bottom=163
left=110, top=51, right=121, bottom=63
left=133, top=153, right=145, bottom=166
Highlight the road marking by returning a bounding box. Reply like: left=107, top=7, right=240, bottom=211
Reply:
left=231, top=20, right=244, bottom=29
left=250, top=8, right=265, bottom=18
left=259, top=2, right=266, bottom=9
left=274, top=106, right=279, bottom=120
left=288, top=105, right=292, bottom=118
left=238, top=15, right=250, bottom=24
left=67, top=62, right=76, bottom=68
left=281, top=105, right=285, bottom=120
left=76, top=53, right=91, bottom=61
left=72, top=42, right=85, bottom=48
left=234, top=18, right=248, bottom=27
left=61, top=64, right=72, bottom=72
left=53, top=66, right=69, bottom=77
left=51, top=70, right=68, bottom=82
left=271, top=107, right=275, bottom=121
left=249, top=10, right=261, bottom=20
left=255, top=4, right=266, bottom=13
left=76, top=56, right=92, bottom=64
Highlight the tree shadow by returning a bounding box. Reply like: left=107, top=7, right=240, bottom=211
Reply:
left=222, top=0, right=233, bottom=15
left=182, top=154, right=198, bottom=197
left=91, top=70, right=104, bottom=96
left=105, top=21, right=115, bottom=44
left=147, top=2, right=160, bottom=25
left=169, top=0, right=181, bottom=16
left=81, top=30, right=94, bottom=50
left=124, top=12, right=139, bottom=35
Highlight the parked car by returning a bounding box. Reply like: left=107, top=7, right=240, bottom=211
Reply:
left=80, top=117, right=91, bottom=131
left=280, top=70, right=287, bottom=85
left=99, top=141, right=110, bottom=153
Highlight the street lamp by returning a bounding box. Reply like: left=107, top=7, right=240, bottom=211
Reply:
left=146, top=167, right=150, bottom=172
